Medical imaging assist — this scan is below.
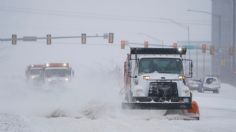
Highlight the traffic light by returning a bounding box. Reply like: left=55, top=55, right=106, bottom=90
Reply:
left=46, top=34, right=52, bottom=45
left=210, top=46, right=215, bottom=56
left=202, top=44, right=207, bottom=53
left=229, top=47, right=235, bottom=56
left=121, top=40, right=126, bottom=49
left=12, top=34, right=17, bottom=45
left=172, top=43, right=177, bottom=48
left=81, top=33, right=86, bottom=44
left=144, top=41, right=148, bottom=48
left=108, top=33, right=114, bottom=43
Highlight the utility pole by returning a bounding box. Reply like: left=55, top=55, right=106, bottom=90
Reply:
left=233, top=0, right=236, bottom=72
left=161, top=18, right=191, bottom=59
left=188, top=9, right=222, bottom=76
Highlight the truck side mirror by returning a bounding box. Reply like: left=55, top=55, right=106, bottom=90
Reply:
left=182, top=59, right=193, bottom=78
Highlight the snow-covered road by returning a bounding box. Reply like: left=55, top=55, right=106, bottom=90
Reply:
left=0, top=44, right=236, bottom=132
left=1, top=84, right=236, bottom=132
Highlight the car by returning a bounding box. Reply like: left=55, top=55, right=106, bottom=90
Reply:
left=202, top=76, right=221, bottom=93
left=186, top=79, right=203, bottom=92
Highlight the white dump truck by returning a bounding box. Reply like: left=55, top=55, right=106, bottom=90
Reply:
left=122, top=48, right=200, bottom=120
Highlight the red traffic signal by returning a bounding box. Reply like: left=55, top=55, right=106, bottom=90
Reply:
left=202, top=44, right=207, bottom=53
left=121, top=40, right=126, bottom=49
left=172, top=43, right=177, bottom=48
left=210, top=46, right=215, bottom=55
left=144, top=41, right=148, bottom=48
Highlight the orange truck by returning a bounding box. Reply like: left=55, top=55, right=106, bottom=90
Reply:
left=25, top=64, right=45, bottom=83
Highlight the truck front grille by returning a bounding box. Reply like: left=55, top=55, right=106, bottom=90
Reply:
left=148, top=82, right=178, bottom=101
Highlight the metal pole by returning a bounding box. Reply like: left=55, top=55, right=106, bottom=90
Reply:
left=196, top=48, right=199, bottom=79
left=218, top=15, right=222, bottom=76
left=233, top=0, right=236, bottom=72
left=203, top=52, right=206, bottom=78
left=187, top=25, right=190, bottom=60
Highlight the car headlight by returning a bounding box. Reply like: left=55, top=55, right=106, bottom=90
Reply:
left=143, top=76, right=150, bottom=80
left=31, top=76, right=36, bottom=79
left=65, top=78, right=69, bottom=81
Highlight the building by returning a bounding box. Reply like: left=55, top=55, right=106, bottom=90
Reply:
left=212, top=0, right=236, bottom=85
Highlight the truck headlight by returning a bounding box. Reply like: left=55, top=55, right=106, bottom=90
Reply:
left=143, top=76, right=150, bottom=80
left=178, top=75, right=185, bottom=80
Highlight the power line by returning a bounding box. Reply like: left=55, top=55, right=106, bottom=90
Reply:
left=0, top=6, right=210, bottom=26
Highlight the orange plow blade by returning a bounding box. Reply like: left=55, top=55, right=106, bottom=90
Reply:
left=186, top=100, right=200, bottom=120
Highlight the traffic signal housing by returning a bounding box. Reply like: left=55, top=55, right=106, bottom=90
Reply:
left=172, top=43, right=177, bottom=48
left=144, top=41, right=149, bottom=48
left=46, top=34, right=52, bottom=45
left=108, top=33, right=114, bottom=43
left=202, top=44, right=207, bottom=53
left=121, top=40, right=126, bottom=49
left=210, top=46, right=215, bottom=55
left=81, top=33, right=86, bottom=44
left=12, top=34, right=17, bottom=45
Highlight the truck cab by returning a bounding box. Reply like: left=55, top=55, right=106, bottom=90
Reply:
left=25, top=64, right=45, bottom=84
left=44, top=63, right=74, bottom=85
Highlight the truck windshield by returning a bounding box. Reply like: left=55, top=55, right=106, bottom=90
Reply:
left=45, top=68, right=70, bottom=77
left=139, top=58, right=183, bottom=74
left=30, top=69, right=43, bottom=75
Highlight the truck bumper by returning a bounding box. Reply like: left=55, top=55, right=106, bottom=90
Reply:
left=122, top=97, right=192, bottom=109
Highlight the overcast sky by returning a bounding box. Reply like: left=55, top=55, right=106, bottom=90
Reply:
left=0, top=0, right=212, bottom=44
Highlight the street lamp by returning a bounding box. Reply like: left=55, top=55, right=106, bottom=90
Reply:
left=187, top=9, right=222, bottom=77
left=160, top=18, right=191, bottom=59
left=187, top=9, right=222, bottom=49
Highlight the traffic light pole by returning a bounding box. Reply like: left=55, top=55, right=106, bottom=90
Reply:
left=0, top=33, right=114, bottom=45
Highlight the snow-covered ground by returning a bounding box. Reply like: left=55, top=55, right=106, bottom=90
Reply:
left=0, top=44, right=236, bottom=132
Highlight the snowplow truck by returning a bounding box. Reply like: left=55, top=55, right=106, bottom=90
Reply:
left=122, top=48, right=199, bottom=120
left=44, top=63, right=74, bottom=85
left=25, top=64, right=45, bottom=82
